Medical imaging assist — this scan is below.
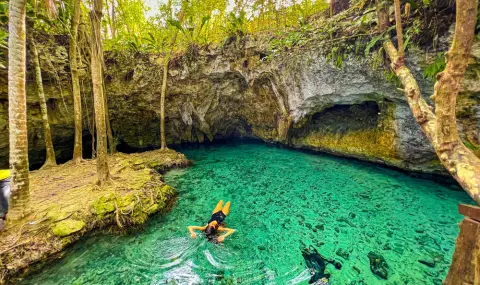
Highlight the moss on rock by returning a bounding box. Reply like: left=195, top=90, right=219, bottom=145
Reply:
left=0, top=129, right=188, bottom=285
left=92, top=193, right=116, bottom=218
left=51, top=219, right=86, bottom=237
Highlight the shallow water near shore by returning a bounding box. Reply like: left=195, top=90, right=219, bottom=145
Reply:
left=20, top=142, right=471, bottom=285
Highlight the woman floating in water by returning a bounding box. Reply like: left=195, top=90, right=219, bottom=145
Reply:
left=188, top=200, right=236, bottom=242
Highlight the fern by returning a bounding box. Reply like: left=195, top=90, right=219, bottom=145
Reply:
left=423, top=54, right=446, bottom=80
left=364, top=34, right=383, bottom=57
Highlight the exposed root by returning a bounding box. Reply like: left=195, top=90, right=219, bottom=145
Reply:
left=114, top=199, right=123, bottom=228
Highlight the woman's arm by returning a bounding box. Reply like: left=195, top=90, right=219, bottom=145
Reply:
left=217, top=227, right=236, bottom=242
left=188, top=225, right=206, bottom=238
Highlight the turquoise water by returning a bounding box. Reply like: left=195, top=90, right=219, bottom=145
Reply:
left=21, top=142, right=471, bottom=285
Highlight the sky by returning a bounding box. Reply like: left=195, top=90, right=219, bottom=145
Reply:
left=142, top=0, right=330, bottom=19
left=144, top=0, right=161, bottom=18
left=142, top=0, right=237, bottom=18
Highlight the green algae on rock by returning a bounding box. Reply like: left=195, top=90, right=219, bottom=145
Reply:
left=92, top=193, right=116, bottom=219
left=52, top=219, right=86, bottom=237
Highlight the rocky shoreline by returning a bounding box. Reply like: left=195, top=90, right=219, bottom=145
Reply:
left=0, top=149, right=190, bottom=284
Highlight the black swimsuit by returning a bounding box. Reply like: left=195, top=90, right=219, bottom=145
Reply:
left=208, top=211, right=226, bottom=226
left=205, top=211, right=227, bottom=242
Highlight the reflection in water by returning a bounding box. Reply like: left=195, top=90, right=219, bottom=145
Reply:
left=20, top=143, right=471, bottom=285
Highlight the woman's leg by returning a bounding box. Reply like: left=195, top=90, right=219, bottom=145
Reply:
left=212, top=200, right=224, bottom=214
left=222, top=201, right=231, bottom=216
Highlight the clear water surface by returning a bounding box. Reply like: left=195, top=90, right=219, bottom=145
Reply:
left=21, top=142, right=472, bottom=285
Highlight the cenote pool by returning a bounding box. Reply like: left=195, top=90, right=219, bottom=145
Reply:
left=21, top=142, right=472, bottom=285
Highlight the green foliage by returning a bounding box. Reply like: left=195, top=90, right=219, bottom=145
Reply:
left=168, top=19, right=184, bottom=32
left=0, top=0, right=6, bottom=68
left=477, top=9, right=480, bottom=40
left=0, top=29, right=7, bottom=69
left=364, top=34, right=383, bottom=57
left=99, top=0, right=329, bottom=53
left=384, top=70, right=402, bottom=87
left=404, top=19, right=421, bottom=50
left=370, top=47, right=385, bottom=69
left=327, top=47, right=347, bottom=68
left=0, top=0, right=7, bottom=24
left=225, top=11, right=247, bottom=38
left=464, top=141, right=480, bottom=151
left=423, top=54, right=446, bottom=80
left=266, top=22, right=315, bottom=59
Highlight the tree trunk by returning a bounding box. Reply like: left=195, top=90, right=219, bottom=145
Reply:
left=376, top=0, right=389, bottom=32
left=102, top=70, right=115, bottom=154
left=8, top=0, right=30, bottom=218
left=379, top=1, right=480, bottom=282
left=159, top=52, right=170, bottom=150
left=160, top=9, right=184, bottom=150
left=89, top=0, right=110, bottom=185
left=432, top=0, right=480, bottom=203
left=70, top=0, right=83, bottom=164
left=383, top=0, right=480, bottom=204
left=330, top=0, right=335, bottom=17
left=445, top=205, right=480, bottom=284
left=29, top=36, right=57, bottom=169
left=393, top=0, right=404, bottom=60
left=105, top=98, right=115, bottom=153
left=111, top=0, right=116, bottom=38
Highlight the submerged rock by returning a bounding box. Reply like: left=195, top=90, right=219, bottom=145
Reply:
left=418, top=258, right=436, bottom=268
left=367, top=251, right=389, bottom=280
left=335, top=248, right=350, bottom=260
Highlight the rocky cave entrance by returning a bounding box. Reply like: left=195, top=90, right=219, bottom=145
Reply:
left=291, top=101, right=382, bottom=139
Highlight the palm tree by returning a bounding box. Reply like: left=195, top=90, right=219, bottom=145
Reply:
left=70, top=0, right=83, bottom=164
left=8, top=0, right=30, bottom=218
left=89, top=0, right=110, bottom=184
left=29, top=34, right=57, bottom=169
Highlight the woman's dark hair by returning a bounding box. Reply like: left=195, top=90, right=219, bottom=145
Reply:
left=205, top=225, right=215, bottom=235
left=205, top=225, right=217, bottom=241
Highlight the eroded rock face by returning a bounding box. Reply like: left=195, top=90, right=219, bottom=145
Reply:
left=0, top=36, right=478, bottom=174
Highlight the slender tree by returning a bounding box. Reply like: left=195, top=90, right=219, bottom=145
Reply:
left=29, top=34, right=57, bottom=169
left=393, top=0, right=404, bottom=61
left=70, top=0, right=83, bottom=163
left=378, top=0, right=480, bottom=204
left=101, top=62, right=115, bottom=154
left=159, top=3, right=185, bottom=150
left=89, top=0, right=110, bottom=184
left=8, top=0, right=30, bottom=218
left=378, top=1, right=480, bottom=282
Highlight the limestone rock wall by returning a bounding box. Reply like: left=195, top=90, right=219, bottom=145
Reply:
left=0, top=36, right=478, bottom=174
